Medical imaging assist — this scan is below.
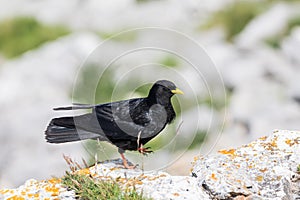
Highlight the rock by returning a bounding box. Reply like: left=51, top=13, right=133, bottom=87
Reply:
left=282, top=27, right=300, bottom=66
left=1, top=130, right=299, bottom=199
left=192, top=130, right=300, bottom=199
left=0, top=158, right=210, bottom=200
left=235, top=3, right=295, bottom=49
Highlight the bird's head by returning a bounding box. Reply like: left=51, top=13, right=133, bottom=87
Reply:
left=148, top=80, right=183, bottom=105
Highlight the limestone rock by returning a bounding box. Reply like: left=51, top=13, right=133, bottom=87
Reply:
left=192, top=130, right=300, bottom=199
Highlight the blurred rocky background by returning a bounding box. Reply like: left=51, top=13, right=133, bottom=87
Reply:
left=0, top=0, right=300, bottom=188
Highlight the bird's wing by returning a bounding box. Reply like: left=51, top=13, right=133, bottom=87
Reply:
left=53, top=103, right=96, bottom=111
left=92, top=99, right=151, bottom=140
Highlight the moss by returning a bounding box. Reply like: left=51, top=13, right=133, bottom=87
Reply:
left=0, top=17, right=69, bottom=58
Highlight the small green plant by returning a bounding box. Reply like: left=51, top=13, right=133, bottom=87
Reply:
left=62, top=156, right=148, bottom=200
left=297, top=164, right=300, bottom=173
left=0, top=17, right=69, bottom=58
left=62, top=172, right=147, bottom=200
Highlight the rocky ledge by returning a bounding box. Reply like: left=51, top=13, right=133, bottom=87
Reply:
left=1, top=130, right=299, bottom=200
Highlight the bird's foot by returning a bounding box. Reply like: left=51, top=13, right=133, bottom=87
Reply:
left=123, top=163, right=136, bottom=169
left=120, top=153, right=136, bottom=169
left=138, top=147, right=153, bottom=156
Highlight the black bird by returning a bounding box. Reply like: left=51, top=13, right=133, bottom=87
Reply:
left=45, top=80, right=183, bottom=168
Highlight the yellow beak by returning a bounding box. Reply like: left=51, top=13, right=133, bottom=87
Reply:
left=171, top=88, right=184, bottom=95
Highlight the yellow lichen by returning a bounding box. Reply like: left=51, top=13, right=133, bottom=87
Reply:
left=218, top=148, right=236, bottom=156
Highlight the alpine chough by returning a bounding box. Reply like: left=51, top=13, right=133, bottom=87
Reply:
left=45, top=80, right=183, bottom=168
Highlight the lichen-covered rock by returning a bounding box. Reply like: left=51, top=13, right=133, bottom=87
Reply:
left=1, top=130, right=299, bottom=200
left=192, top=130, right=300, bottom=199
left=0, top=159, right=210, bottom=200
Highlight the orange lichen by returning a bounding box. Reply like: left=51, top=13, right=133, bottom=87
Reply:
left=255, top=176, right=263, bottom=182
left=77, top=168, right=90, bottom=175
left=268, top=136, right=278, bottom=148
left=173, top=192, right=180, bottom=196
left=147, top=176, right=159, bottom=181
left=259, top=136, right=267, bottom=141
left=193, top=156, right=199, bottom=162
left=45, top=185, right=59, bottom=194
left=285, top=139, right=299, bottom=146
left=211, top=173, right=218, bottom=181
left=0, top=189, right=10, bottom=194
left=218, top=148, right=236, bottom=156
left=7, top=195, right=25, bottom=200
left=48, top=178, right=61, bottom=185
left=259, top=168, right=267, bottom=173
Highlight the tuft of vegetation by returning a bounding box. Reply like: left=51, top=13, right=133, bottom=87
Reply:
left=0, top=17, right=69, bottom=58
left=62, top=156, right=149, bottom=200
left=297, top=164, right=300, bottom=173
left=202, top=1, right=266, bottom=41
left=62, top=172, right=148, bottom=200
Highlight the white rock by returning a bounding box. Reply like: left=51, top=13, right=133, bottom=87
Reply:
left=236, top=3, right=293, bottom=49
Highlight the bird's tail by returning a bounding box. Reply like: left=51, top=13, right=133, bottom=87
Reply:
left=45, top=117, right=81, bottom=143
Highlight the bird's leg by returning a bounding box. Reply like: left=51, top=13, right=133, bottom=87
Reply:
left=118, top=148, right=135, bottom=169
left=138, top=144, right=153, bottom=155
left=120, top=153, right=136, bottom=169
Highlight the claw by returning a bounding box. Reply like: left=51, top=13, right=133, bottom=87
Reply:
left=138, top=146, right=153, bottom=155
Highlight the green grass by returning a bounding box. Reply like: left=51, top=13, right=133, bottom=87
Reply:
left=202, top=1, right=267, bottom=41
left=62, top=172, right=148, bottom=200
left=0, top=17, right=69, bottom=58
